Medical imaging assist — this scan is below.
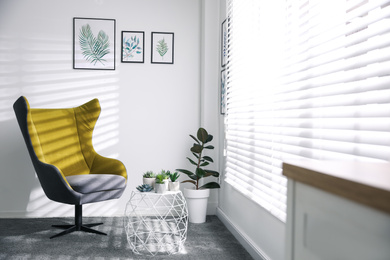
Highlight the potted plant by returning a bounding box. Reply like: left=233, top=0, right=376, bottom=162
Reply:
left=143, top=171, right=156, bottom=188
left=155, top=171, right=169, bottom=193
left=176, top=127, right=220, bottom=223
left=168, top=171, right=180, bottom=191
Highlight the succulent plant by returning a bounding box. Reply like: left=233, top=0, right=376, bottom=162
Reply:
left=136, top=184, right=153, bottom=192
left=168, top=171, right=180, bottom=182
left=143, top=171, right=156, bottom=178
left=155, top=172, right=168, bottom=184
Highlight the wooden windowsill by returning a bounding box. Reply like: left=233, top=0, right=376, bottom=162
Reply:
left=283, top=160, right=390, bottom=215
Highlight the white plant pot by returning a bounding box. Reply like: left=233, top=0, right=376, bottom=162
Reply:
left=169, top=181, right=180, bottom=191
left=184, top=188, right=210, bottom=223
left=164, top=179, right=169, bottom=190
left=155, top=183, right=167, bottom=193
left=143, top=177, right=155, bottom=188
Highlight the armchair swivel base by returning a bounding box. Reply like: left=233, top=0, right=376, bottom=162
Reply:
left=50, top=205, right=106, bottom=239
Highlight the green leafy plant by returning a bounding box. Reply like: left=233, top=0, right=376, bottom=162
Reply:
left=168, top=171, right=180, bottom=182
left=155, top=171, right=168, bottom=184
left=155, top=174, right=165, bottom=184
left=143, top=171, right=156, bottom=178
left=156, top=38, right=168, bottom=59
left=79, top=24, right=110, bottom=65
left=123, top=36, right=142, bottom=60
left=176, top=127, right=220, bottom=190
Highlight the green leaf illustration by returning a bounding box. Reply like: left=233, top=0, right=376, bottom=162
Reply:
left=156, top=38, right=168, bottom=59
left=123, top=36, right=142, bottom=60
left=79, top=24, right=110, bottom=65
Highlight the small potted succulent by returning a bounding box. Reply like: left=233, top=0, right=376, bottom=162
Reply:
left=136, top=184, right=153, bottom=192
left=155, top=171, right=169, bottom=193
left=143, top=171, right=156, bottom=188
left=168, top=171, right=180, bottom=191
left=160, top=169, right=171, bottom=187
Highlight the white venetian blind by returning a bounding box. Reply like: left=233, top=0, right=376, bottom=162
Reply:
left=224, top=0, right=390, bottom=222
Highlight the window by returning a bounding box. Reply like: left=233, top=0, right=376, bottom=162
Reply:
left=224, top=0, right=390, bottom=222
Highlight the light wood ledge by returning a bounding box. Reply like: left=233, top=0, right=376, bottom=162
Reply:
left=283, top=160, right=390, bottom=215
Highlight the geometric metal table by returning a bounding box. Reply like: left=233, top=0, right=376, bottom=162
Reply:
left=124, top=190, right=188, bottom=256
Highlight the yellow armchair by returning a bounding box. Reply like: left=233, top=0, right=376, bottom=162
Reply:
left=13, top=96, right=127, bottom=239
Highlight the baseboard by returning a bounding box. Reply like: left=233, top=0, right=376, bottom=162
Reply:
left=216, top=207, right=271, bottom=260
left=0, top=210, right=74, bottom=218
left=0, top=211, right=27, bottom=218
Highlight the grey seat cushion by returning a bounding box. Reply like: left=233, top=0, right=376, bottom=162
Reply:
left=66, top=174, right=126, bottom=194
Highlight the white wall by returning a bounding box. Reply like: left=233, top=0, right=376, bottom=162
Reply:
left=216, top=1, right=286, bottom=260
left=200, top=0, right=221, bottom=214
left=0, top=0, right=220, bottom=218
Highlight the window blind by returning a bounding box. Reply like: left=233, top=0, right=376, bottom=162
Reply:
left=224, top=0, right=390, bottom=222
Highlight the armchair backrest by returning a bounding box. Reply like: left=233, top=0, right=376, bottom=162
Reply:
left=15, top=96, right=101, bottom=177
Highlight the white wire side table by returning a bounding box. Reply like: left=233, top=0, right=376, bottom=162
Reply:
left=124, top=190, right=188, bottom=256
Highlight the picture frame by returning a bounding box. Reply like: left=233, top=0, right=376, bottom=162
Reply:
left=151, top=32, right=174, bottom=64
left=73, top=17, right=116, bottom=70
left=221, top=69, right=227, bottom=115
left=221, top=18, right=228, bottom=67
left=121, top=31, right=144, bottom=63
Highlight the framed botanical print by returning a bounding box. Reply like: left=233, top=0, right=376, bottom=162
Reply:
left=73, top=17, right=116, bottom=70
left=151, top=32, right=174, bottom=64
left=221, top=18, right=228, bottom=67
left=221, top=69, right=227, bottom=115
left=121, top=31, right=144, bottom=63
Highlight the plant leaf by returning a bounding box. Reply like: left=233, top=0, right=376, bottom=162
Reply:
left=196, top=168, right=206, bottom=178
left=176, top=169, right=194, bottom=176
left=200, top=162, right=210, bottom=167
left=156, top=38, right=169, bottom=57
left=96, top=30, right=110, bottom=57
left=190, top=134, right=200, bottom=144
left=199, top=182, right=220, bottom=189
left=187, top=157, right=198, bottom=166
left=182, top=180, right=196, bottom=185
left=204, top=145, right=214, bottom=149
left=206, top=134, right=213, bottom=143
left=78, top=24, right=110, bottom=65
left=197, top=128, right=208, bottom=143
left=190, top=144, right=203, bottom=154
left=204, top=170, right=220, bottom=177
left=203, top=156, right=213, bottom=162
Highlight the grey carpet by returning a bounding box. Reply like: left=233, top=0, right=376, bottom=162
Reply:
left=0, top=216, right=253, bottom=260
